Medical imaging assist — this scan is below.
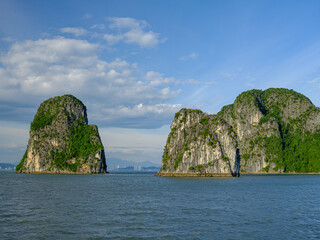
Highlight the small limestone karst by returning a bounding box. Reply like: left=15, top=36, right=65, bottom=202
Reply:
left=16, top=95, right=107, bottom=174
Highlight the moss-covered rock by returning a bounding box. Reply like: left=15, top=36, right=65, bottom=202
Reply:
left=16, top=95, right=107, bottom=174
left=157, top=88, right=320, bottom=176
left=218, top=88, right=320, bottom=173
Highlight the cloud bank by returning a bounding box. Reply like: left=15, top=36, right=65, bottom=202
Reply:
left=104, top=17, right=166, bottom=48
left=0, top=33, right=181, bottom=128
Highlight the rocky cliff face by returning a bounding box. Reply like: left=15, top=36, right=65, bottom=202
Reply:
left=156, top=109, right=241, bottom=177
left=157, top=88, right=320, bottom=176
left=16, top=95, right=107, bottom=174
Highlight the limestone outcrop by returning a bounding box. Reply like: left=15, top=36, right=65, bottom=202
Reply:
left=156, top=109, right=241, bottom=177
left=16, top=95, right=107, bottom=174
left=157, top=88, right=320, bottom=176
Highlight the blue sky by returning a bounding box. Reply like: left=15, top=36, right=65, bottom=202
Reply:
left=1, top=0, right=320, bottom=164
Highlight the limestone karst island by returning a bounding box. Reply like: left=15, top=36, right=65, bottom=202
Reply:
left=156, top=88, right=320, bottom=177
left=16, top=88, right=320, bottom=176
left=16, top=95, right=107, bottom=174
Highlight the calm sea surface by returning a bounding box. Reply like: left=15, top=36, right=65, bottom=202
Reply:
left=1, top=172, right=320, bottom=239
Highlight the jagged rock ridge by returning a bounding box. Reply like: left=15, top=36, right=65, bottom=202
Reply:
left=157, top=88, right=320, bottom=176
left=16, top=95, right=107, bottom=174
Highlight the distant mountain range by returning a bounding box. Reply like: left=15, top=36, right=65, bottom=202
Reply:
left=0, top=158, right=161, bottom=172
left=106, top=158, right=161, bottom=171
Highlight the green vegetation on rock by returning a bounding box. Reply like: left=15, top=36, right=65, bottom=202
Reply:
left=159, top=107, right=240, bottom=175
left=159, top=88, right=320, bottom=175
left=47, top=123, right=103, bottom=172
left=218, top=88, right=320, bottom=173
left=30, top=109, right=56, bottom=131
left=17, top=95, right=106, bottom=174
left=16, top=149, right=27, bottom=172
left=265, top=129, right=320, bottom=172
left=68, top=122, right=103, bottom=159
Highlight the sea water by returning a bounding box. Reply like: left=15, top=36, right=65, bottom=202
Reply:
left=0, top=172, right=320, bottom=239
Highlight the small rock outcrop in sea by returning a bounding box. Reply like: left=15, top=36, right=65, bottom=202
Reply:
left=156, top=88, right=320, bottom=177
left=16, top=95, right=107, bottom=174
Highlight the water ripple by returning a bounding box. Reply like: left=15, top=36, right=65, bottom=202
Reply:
left=1, top=172, right=320, bottom=239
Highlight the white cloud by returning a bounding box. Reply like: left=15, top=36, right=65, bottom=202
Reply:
left=91, top=103, right=182, bottom=128
left=108, top=17, right=147, bottom=29
left=104, top=17, right=165, bottom=48
left=0, top=37, right=98, bottom=97
left=99, top=125, right=170, bottom=163
left=145, top=71, right=176, bottom=86
left=0, top=37, right=181, bottom=128
left=0, top=121, right=30, bottom=163
left=0, top=121, right=29, bottom=149
left=179, top=52, right=199, bottom=61
left=91, top=24, right=106, bottom=30
left=124, top=28, right=160, bottom=48
left=97, top=102, right=181, bottom=118
left=61, top=27, right=88, bottom=37
left=104, top=33, right=123, bottom=44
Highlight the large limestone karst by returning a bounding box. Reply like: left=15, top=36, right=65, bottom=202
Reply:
left=157, top=88, right=320, bottom=176
left=16, top=95, right=107, bottom=174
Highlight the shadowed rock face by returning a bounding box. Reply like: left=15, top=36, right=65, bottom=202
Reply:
left=157, top=88, right=320, bottom=176
left=16, top=95, right=107, bottom=174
